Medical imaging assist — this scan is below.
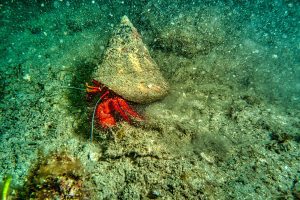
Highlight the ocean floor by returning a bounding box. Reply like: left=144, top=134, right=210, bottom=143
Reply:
left=0, top=0, right=299, bottom=199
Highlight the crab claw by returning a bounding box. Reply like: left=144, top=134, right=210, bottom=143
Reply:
left=95, top=97, right=143, bottom=128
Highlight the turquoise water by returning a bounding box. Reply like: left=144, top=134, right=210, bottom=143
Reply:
left=0, top=0, right=299, bottom=199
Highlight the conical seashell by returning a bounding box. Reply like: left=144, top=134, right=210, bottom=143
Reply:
left=93, top=16, right=169, bottom=103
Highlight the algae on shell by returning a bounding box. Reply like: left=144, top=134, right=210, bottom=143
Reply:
left=93, top=15, right=169, bottom=104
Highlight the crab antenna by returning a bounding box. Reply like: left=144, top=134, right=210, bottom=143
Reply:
left=90, top=97, right=102, bottom=142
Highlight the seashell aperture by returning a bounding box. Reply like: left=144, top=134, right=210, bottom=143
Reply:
left=93, top=15, right=169, bottom=104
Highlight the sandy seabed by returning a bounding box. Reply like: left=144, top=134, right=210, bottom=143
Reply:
left=0, top=0, right=299, bottom=199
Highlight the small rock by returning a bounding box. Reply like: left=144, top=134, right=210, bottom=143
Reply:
left=148, top=189, right=161, bottom=199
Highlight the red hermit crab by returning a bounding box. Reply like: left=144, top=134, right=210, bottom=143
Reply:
left=86, top=79, right=143, bottom=129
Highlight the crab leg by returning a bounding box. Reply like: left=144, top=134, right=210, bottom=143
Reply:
left=116, top=98, right=143, bottom=120
left=111, top=98, right=131, bottom=123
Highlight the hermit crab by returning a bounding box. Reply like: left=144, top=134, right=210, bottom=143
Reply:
left=86, top=79, right=143, bottom=129
left=87, top=16, right=169, bottom=140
